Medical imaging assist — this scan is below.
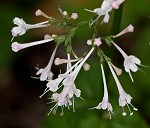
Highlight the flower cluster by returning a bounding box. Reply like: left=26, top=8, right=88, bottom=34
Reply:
left=11, top=1, right=144, bottom=118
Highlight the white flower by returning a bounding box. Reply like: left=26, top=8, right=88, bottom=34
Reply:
left=85, top=0, right=124, bottom=25
left=36, top=46, right=58, bottom=81
left=11, top=17, right=50, bottom=40
left=90, top=64, right=113, bottom=119
left=112, top=42, right=142, bottom=82
left=108, top=62, right=138, bottom=116
left=48, top=88, right=73, bottom=116
left=11, top=38, right=53, bottom=52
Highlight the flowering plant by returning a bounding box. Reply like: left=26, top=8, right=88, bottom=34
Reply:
left=11, top=0, right=145, bottom=119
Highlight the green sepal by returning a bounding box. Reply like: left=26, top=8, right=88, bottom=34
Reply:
left=69, top=27, right=77, bottom=37
left=97, top=48, right=104, bottom=63
left=54, top=22, right=62, bottom=30
left=54, top=35, right=66, bottom=46
left=104, top=37, right=112, bottom=46
left=65, top=36, right=71, bottom=46
left=67, top=45, right=72, bottom=53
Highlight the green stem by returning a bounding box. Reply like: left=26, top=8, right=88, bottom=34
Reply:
left=104, top=4, right=124, bottom=86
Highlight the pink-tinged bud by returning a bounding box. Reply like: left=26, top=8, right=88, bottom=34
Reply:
left=83, top=63, right=90, bottom=71
left=35, top=9, right=43, bottom=16
left=71, top=13, right=78, bottom=20
left=111, top=0, right=125, bottom=9
left=114, top=24, right=134, bottom=38
left=11, top=42, right=23, bottom=52
left=110, top=62, right=122, bottom=76
left=126, top=24, right=134, bottom=32
left=94, top=38, right=102, bottom=47
left=54, top=58, right=62, bottom=65
left=35, top=9, right=49, bottom=18
left=87, top=39, right=92, bottom=45
left=44, top=34, right=52, bottom=39
left=11, top=39, right=53, bottom=52
left=54, top=57, right=79, bottom=65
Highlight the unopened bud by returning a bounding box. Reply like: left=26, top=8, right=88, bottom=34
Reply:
left=83, top=63, right=90, bottom=71
left=44, top=34, right=52, bottom=40
left=63, top=11, right=68, bottom=16
left=87, top=39, right=92, bottom=45
left=35, top=9, right=49, bottom=18
left=60, top=112, right=64, bottom=116
left=54, top=58, right=61, bottom=65
left=110, top=62, right=122, bottom=76
left=114, top=24, right=134, bottom=38
left=35, top=9, right=43, bottom=16
left=71, top=13, right=78, bottom=20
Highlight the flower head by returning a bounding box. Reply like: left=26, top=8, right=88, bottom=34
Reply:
left=11, top=17, right=50, bottom=40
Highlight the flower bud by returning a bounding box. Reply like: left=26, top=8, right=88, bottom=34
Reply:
left=71, top=13, right=78, bottom=20
left=83, top=63, right=90, bottom=71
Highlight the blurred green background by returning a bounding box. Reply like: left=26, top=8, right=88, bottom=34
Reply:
left=0, top=0, right=150, bottom=128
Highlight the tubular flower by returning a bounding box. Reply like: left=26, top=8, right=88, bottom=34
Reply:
left=36, top=46, right=58, bottom=81
left=85, top=0, right=124, bottom=25
left=11, top=38, right=53, bottom=52
left=11, top=17, right=50, bottom=40
left=112, top=42, right=142, bottom=82
left=90, top=64, right=113, bottom=119
left=108, top=62, right=138, bottom=116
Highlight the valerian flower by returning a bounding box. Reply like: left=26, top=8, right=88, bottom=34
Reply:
left=108, top=62, right=138, bottom=116
left=85, top=0, right=124, bottom=25
left=36, top=46, right=58, bottom=81
left=11, top=17, right=50, bottom=40
left=112, top=42, right=142, bottom=82
left=11, top=38, right=53, bottom=52
left=90, top=64, right=113, bottom=119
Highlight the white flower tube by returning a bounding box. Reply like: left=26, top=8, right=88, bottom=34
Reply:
left=108, top=62, right=138, bottom=116
left=11, top=38, right=53, bottom=52
left=36, top=46, right=58, bottom=81
left=90, top=64, right=113, bottom=119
